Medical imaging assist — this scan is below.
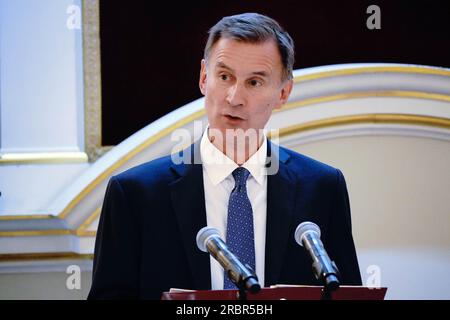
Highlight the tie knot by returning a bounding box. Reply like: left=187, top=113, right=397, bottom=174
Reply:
left=232, top=167, right=250, bottom=188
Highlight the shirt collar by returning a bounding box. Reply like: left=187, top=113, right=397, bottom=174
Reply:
left=200, top=126, right=267, bottom=186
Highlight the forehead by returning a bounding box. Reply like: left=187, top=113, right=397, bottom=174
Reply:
left=208, top=38, right=283, bottom=77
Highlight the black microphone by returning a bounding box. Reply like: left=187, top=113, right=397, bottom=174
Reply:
left=294, top=221, right=340, bottom=291
left=196, top=226, right=261, bottom=294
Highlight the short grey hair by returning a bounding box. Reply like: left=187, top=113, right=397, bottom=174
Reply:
left=204, top=13, right=295, bottom=81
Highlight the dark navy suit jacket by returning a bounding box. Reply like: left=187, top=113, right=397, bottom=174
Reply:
left=88, top=141, right=362, bottom=299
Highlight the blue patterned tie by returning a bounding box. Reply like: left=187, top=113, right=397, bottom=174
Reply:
left=224, top=167, right=255, bottom=289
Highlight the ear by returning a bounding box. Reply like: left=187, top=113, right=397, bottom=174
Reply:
left=274, top=79, right=293, bottom=110
left=199, top=59, right=207, bottom=95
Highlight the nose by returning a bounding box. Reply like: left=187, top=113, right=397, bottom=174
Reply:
left=226, top=82, right=245, bottom=107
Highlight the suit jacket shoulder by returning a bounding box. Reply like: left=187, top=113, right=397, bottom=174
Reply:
left=114, top=154, right=177, bottom=186
left=279, top=145, right=341, bottom=180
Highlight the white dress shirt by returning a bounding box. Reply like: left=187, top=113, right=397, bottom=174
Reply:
left=200, top=127, right=267, bottom=289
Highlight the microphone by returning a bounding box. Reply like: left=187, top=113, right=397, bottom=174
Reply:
left=294, top=221, right=340, bottom=291
left=196, top=226, right=261, bottom=294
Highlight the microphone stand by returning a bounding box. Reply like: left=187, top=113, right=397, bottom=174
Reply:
left=237, top=285, right=248, bottom=301
left=319, top=261, right=340, bottom=300
left=196, top=227, right=261, bottom=300
left=321, top=287, right=333, bottom=300
left=230, top=264, right=260, bottom=300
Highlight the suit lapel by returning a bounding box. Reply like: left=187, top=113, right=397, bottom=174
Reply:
left=168, top=140, right=298, bottom=288
left=169, top=142, right=211, bottom=290
left=265, top=142, right=298, bottom=286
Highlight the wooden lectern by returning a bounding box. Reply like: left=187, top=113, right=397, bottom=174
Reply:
left=161, top=286, right=387, bottom=300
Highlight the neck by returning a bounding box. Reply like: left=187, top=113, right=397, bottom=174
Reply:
left=208, top=128, right=264, bottom=165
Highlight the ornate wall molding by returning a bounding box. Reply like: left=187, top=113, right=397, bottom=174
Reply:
left=82, top=0, right=111, bottom=161
left=1, top=63, right=449, bottom=269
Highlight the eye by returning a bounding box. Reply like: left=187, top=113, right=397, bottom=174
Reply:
left=249, top=79, right=263, bottom=87
left=220, top=74, right=230, bottom=81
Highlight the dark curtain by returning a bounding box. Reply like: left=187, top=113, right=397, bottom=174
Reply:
left=100, top=0, right=450, bottom=145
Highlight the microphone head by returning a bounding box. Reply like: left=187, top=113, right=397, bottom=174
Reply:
left=294, top=221, right=321, bottom=246
left=196, top=226, right=221, bottom=252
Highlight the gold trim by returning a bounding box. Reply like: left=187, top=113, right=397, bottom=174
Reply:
left=0, top=152, right=88, bottom=164
left=0, top=215, right=56, bottom=221
left=3, top=89, right=450, bottom=222
left=75, top=230, right=97, bottom=237
left=0, top=229, right=97, bottom=237
left=83, top=0, right=109, bottom=161
left=76, top=207, right=100, bottom=231
left=0, top=230, right=74, bottom=237
left=0, top=208, right=100, bottom=237
left=2, top=112, right=450, bottom=238
left=0, top=207, right=101, bottom=237
left=0, top=252, right=93, bottom=262
left=294, top=65, right=450, bottom=82
left=0, top=110, right=205, bottom=225
left=75, top=207, right=101, bottom=236
left=54, top=90, right=450, bottom=220
left=59, top=109, right=205, bottom=218
left=281, top=91, right=450, bottom=111
left=275, top=114, right=450, bottom=139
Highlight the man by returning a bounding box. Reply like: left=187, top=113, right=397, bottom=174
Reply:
left=88, top=13, right=361, bottom=300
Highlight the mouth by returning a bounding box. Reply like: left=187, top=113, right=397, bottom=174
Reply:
left=224, top=114, right=245, bottom=121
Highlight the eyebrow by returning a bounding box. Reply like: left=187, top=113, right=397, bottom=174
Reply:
left=215, top=61, right=269, bottom=78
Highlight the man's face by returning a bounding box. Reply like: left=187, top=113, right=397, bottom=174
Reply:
left=199, top=38, right=293, bottom=137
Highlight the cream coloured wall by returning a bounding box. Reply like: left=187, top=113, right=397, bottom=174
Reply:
left=291, top=135, right=450, bottom=299
left=1, top=62, right=449, bottom=300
